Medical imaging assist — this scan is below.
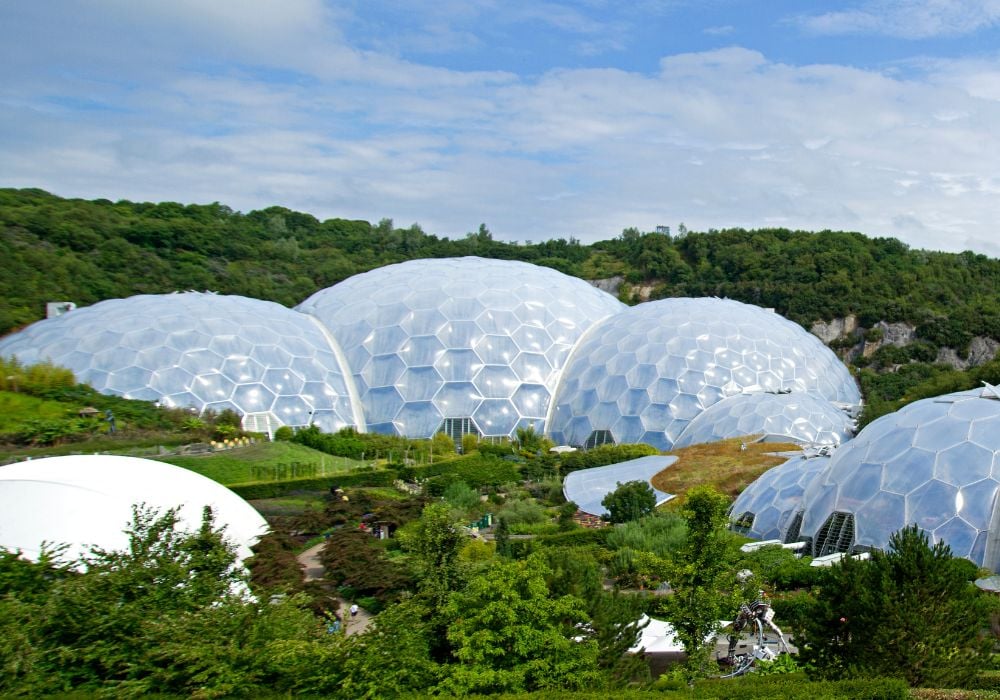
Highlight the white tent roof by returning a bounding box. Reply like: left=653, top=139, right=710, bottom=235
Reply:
left=629, top=615, right=727, bottom=654
left=0, top=455, right=268, bottom=563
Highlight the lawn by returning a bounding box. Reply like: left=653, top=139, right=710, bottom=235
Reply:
left=159, top=442, right=365, bottom=486
left=651, top=437, right=799, bottom=506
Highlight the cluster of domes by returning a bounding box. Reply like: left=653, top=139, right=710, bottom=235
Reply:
left=548, top=297, right=860, bottom=451
left=0, top=257, right=858, bottom=447
left=733, top=386, right=1000, bottom=572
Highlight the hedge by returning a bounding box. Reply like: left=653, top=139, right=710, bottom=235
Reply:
left=229, top=468, right=398, bottom=499
left=474, top=676, right=908, bottom=699
left=559, top=443, right=661, bottom=475
left=471, top=676, right=909, bottom=699
left=688, top=675, right=909, bottom=699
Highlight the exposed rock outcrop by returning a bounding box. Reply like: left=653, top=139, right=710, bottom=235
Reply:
left=589, top=276, right=623, bottom=297
left=811, top=316, right=859, bottom=344
left=936, top=337, right=1000, bottom=370
left=813, top=316, right=998, bottom=371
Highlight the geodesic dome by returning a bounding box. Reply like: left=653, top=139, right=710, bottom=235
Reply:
left=296, top=257, right=625, bottom=439
left=729, top=454, right=831, bottom=541
left=672, top=392, right=855, bottom=449
left=0, top=455, right=268, bottom=563
left=0, top=292, right=358, bottom=434
left=798, top=388, right=1000, bottom=570
left=548, top=298, right=861, bottom=451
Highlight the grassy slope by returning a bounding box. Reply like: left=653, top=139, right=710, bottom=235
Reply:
left=0, top=391, right=74, bottom=431
left=651, top=437, right=799, bottom=506
left=159, top=441, right=364, bottom=486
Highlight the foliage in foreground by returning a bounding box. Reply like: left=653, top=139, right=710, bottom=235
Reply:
left=799, top=524, right=993, bottom=687
left=657, top=485, right=748, bottom=679
left=0, top=506, right=340, bottom=698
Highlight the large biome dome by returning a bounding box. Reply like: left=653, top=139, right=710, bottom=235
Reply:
left=548, top=298, right=861, bottom=451
left=296, top=257, right=625, bottom=440
left=729, top=454, right=831, bottom=542
left=798, top=388, right=1000, bottom=570
left=0, top=455, right=268, bottom=563
left=0, top=292, right=358, bottom=434
left=672, top=392, right=855, bottom=449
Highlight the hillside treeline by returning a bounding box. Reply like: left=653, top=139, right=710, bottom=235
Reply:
left=3, top=188, right=1000, bottom=355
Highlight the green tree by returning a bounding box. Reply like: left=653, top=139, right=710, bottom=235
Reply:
left=541, top=547, right=648, bottom=685
left=336, top=597, right=443, bottom=698
left=0, top=506, right=343, bottom=697
left=439, top=554, right=601, bottom=694
left=494, top=516, right=512, bottom=558
left=602, top=480, right=657, bottom=523
left=799, top=524, right=992, bottom=687
left=659, top=485, right=741, bottom=679
left=399, top=503, right=466, bottom=609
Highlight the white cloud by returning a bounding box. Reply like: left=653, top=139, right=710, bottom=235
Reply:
left=5, top=4, right=1000, bottom=256
left=798, top=0, right=1000, bottom=39
left=703, top=25, right=735, bottom=36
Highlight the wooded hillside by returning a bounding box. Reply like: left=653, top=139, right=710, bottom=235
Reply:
left=3, top=187, right=998, bottom=358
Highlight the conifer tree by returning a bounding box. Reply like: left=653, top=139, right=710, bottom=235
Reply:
left=800, top=524, right=992, bottom=687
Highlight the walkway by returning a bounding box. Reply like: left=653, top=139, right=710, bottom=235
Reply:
left=298, top=541, right=372, bottom=636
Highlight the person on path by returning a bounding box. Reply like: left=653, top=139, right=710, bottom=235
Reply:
left=350, top=603, right=359, bottom=617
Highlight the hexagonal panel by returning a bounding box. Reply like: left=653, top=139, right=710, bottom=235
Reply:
left=434, top=382, right=483, bottom=417
left=547, top=297, right=861, bottom=451
left=0, top=292, right=356, bottom=431
left=796, top=389, right=1000, bottom=568
left=397, top=366, right=443, bottom=402
left=222, top=357, right=266, bottom=384
left=474, top=399, right=518, bottom=436
left=474, top=365, right=519, bottom=399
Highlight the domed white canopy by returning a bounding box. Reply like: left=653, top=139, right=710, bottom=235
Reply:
left=0, top=455, right=268, bottom=564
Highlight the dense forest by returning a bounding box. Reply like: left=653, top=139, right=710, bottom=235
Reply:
left=4, top=187, right=1000, bottom=347
left=5, top=187, right=1000, bottom=424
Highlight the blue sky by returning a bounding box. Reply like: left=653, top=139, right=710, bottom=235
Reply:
left=3, top=1, right=1000, bottom=254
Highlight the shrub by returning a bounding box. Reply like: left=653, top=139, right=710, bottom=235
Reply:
left=442, top=481, right=480, bottom=510
left=460, top=432, right=479, bottom=455
left=273, top=425, right=294, bottom=441
left=495, top=498, right=547, bottom=526
left=738, top=545, right=822, bottom=590
left=559, top=443, right=660, bottom=474
left=689, top=675, right=909, bottom=699
left=605, top=513, right=686, bottom=558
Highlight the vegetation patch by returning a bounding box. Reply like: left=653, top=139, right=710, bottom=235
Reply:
left=159, top=441, right=363, bottom=486
left=652, top=438, right=798, bottom=504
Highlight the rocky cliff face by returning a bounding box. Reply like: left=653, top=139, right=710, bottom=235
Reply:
left=811, top=317, right=998, bottom=370
left=936, top=337, right=1000, bottom=370
left=811, top=316, right=860, bottom=344
left=589, top=276, right=623, bottom=296
left=589, top=277, right=655, bottom=303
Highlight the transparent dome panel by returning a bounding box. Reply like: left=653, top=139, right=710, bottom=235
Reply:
left=295, top=257, right=624, bottom=439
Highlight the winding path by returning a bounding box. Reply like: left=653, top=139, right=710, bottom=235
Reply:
left=298, top=541, right=372, bottom=636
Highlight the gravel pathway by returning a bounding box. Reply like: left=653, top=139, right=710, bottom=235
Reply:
left=298, top=540, right=373, bottom=636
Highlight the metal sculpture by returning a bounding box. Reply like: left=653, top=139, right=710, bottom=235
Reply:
left=717, top=591, right=789, bottom=677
